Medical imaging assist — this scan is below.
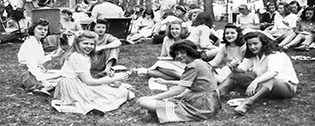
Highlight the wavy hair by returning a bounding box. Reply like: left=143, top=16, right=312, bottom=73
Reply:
left=300, top=7, right=315, bottom=22
left=28, top=19, right=51, bottom=42
left=221, top=23, right=245, bottom=47
left=191, top=12, right=213, bottom=28
left=244, top=32, right=279, bottom=58
left=61, top=31, right=98, bottom=63
left=170, top=39, right=201, bottom=59
left=165, top=20, right=188, bottom=40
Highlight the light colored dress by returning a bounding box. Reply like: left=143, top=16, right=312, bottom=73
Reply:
left=52, top=52, right=130, bottom=115
left=156, top=59, right=220, bottom=123
left=91, top=34, right=120, bottom=71
left=187, top=24, right=218, bottom=51
left=209, top=44, right=246, bottom=67
left=149, top=37, right=186, bottom=75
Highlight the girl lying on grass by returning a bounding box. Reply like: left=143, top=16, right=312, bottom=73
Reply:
left=216, top=32, right=299, bottom=115
left=52, top=31, right=134, bottom=115
left=137, top=40, right=221, bottom=123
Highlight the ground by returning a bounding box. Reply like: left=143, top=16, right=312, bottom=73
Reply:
left=0, top=41, right=315, bottom=126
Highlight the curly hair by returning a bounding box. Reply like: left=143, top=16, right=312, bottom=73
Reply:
left=89, top=19, right=108, bottom=31
left=243, top=32, right=279, bottom=58
left=28, top=19, right=50, bottom=39
left=165, top=20, right=188, bottom=40
left=221, top=23, right=245, bottom=47
left=170, top=39, right=201, bottom=59
left=300, top=7, right=315, bottom=22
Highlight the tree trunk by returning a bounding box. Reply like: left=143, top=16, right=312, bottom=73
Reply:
left=179, top=0, right=184, bottom=6
left=204, top=0, right=214, bottom=22
left=145, top=0, right=152, bottom=10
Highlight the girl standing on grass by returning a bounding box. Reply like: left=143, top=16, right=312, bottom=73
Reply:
left=137, top=40, right=221, bottom=123
left=216, top=32, right=299, bottom=115
left=18, top=19, right=63, bottom=96
left=89, top=19, right=122, bottom=76
left=209, top=23, right=246, bottom=83
left=52, top=31, right=133, bottom=115
left=281, top=7, right=315, bottom=50
left=137, top=20, right=187, bottom=80
left=187, top=12, right=220, bottom=61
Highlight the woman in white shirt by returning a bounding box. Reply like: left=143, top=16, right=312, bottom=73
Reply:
left=18, top=19, right=63, bottom=96
left=216, top=32, right=299, bottom=116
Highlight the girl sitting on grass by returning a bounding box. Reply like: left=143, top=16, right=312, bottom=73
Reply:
left=52, top=31, right=133, bottom=115
left=281, top=7, right=315, bottom=50
left=18, top=19, right=63, bottom=96
left=209, top=23, right=246, bottom=83
left=216, top=32, right=299, bottom=115
left=187, top=12, right=220, bottom=61
left=137, top=40, right=221, bottom=123
left=89, top=19, right=122, bottom=76
left=137, top=20, right=188, bottom=80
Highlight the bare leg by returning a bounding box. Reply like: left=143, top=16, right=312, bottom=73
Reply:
left=301, top=33, right=315, bottom=46
left=138, top=99, right=158, bottom=111
left=278, top=31, right=296, bottom=47
left=148, top=70, right=178, bottom=80
left=158, top=68, right=181, bottom=79
left=285, top=34, right=304, bottom=48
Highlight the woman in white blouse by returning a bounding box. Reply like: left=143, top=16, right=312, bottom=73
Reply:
left=216, top=32, right=299, bottom=116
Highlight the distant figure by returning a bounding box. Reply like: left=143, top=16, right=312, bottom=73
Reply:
left=91, top=0, right=123, bottom=20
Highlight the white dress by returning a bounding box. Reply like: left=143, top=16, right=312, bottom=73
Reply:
left=52, top=52, right=130, bottom=115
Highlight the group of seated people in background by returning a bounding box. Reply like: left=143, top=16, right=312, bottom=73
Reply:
left=12, top=0, right=311, bottom=124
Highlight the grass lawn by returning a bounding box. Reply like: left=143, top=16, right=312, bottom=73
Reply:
left=1, top=41, right=315, bottom=126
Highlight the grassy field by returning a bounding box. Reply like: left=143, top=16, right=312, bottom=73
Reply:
left=0, top=40, right=315, bottom=126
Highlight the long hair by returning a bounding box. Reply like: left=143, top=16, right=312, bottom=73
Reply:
left=165, top=20, right=188, bottom=40
left=191, top=12, right=213, bottom=29
left=221, top=23, right=245, bottom=47
left=243, top=32, right=279, bottom=58
left=300, top=7, right=315, bottom=22
left=170, top=39, right=201, bottom=59
left=142, top=9, right=154, bottom=19
left=289, top=0, right=302, bottom=14
left=61, top=31, right=98, bottom=63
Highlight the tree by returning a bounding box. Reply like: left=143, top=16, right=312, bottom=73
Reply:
left=145, top=0, right=152, bottom=10
left=204, top=0, right=214, bottom=22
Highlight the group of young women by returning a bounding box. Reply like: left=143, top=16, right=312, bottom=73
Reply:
left=17, top=2, right=302, bottom=124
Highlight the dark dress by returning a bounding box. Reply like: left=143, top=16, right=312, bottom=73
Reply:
left=155, top=59, right=221, bottom=123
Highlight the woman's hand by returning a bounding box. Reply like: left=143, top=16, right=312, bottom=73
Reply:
left=154, top=78, right=168, bottom=84
left=227, top=58, right=241, bottom=69
left=113, top=72, right=129, bottom=81
left=246, top=81, right=258, bottom=96
left=49, top=48, right=64, bottom=58
left=108, top=81, right=121, bottom=88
